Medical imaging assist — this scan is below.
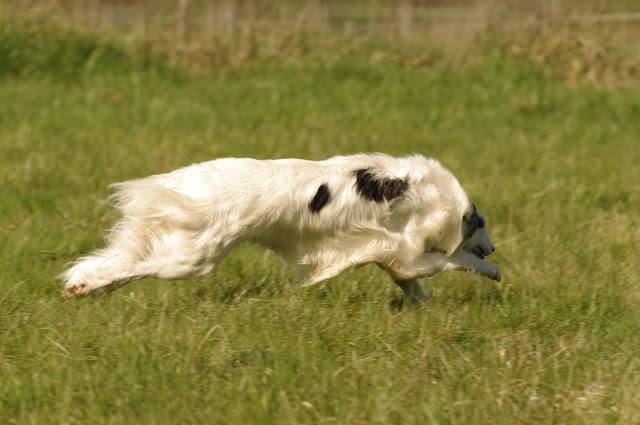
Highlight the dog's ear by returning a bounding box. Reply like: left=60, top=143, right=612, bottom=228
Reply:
left=462, top=205, right=485, bottom=239
left=353, top=168, right=408, bottom=203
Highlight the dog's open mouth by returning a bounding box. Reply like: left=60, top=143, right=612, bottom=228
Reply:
left=472, top=246, right=485, bottom=260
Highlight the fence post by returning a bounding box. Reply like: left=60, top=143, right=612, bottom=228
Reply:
left=137, top=0, right=148, bottom=40
left=398, top=2, right=412, bottom=39
left=176, top=0, right=190, bottom=46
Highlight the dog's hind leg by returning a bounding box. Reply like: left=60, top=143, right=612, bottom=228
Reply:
left=133, top=229, right=235, bottom=282
left=63, top=234, right=234, bottom=298
left=62, top=247, right=140, bottom=297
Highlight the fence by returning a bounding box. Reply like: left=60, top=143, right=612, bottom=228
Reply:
left=3, top=0, right=640, bottom=52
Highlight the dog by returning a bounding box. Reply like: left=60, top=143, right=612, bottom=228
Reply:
left=62, top=153, right=500, bottom=301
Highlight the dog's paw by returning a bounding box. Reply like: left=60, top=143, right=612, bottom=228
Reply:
left=490, top=266, right=501, bottom=282
left=478, top=263, right=501, bottom=282
left=63, top=283, right=91, bottom=299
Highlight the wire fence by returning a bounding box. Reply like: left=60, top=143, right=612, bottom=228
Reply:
left=5, top=0, right=640, bottom=46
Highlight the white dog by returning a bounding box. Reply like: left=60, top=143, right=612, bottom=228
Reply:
left=62, top=153, right=500, bottom=301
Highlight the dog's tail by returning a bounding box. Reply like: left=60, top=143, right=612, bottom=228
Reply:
left=109, top=178, right=210, bottom=231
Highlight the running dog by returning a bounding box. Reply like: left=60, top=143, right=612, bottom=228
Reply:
left=62, top=153, right=500, bottom=301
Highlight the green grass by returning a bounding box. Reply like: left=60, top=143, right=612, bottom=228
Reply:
left=1, top=26, right=640, bottom=424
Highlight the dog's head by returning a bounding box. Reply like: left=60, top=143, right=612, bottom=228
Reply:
left=460, top=204, right=495, bottom=259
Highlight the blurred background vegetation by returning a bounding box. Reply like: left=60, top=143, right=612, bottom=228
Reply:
left=3, top=0, right=640, bottom=85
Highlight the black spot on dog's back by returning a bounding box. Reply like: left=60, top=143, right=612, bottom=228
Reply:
left=354, top=169, right=408, bottom=203
left=309, top=184, right=331, bottom=213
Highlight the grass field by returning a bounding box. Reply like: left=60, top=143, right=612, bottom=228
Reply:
left=1, top=22, right=640, bottom=424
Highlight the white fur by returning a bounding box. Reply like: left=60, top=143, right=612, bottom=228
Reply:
left=61, top=153, right=500, bottom=299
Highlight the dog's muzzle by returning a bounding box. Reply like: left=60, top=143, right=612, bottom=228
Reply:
left=471, top=243, right=495, bottom=260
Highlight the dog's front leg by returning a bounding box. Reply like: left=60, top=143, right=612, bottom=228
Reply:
left=379, top=253, right=448, bottom=282
left=382, top=250, right=500, bottom=282
left=444, top=250, right=501, bottom=281
left=378, top=253, right=447, bottom=302
left=398, top=253, right=448, bottom=278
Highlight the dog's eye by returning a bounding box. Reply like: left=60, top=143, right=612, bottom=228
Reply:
left=477, top=214, right=485, bottom=228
